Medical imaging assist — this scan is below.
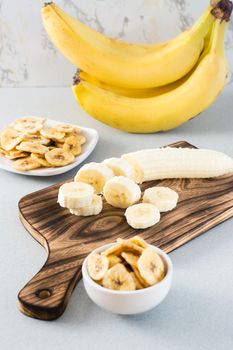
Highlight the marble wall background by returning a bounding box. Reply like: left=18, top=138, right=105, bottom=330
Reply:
left=0, top=0, right=233, bottom=87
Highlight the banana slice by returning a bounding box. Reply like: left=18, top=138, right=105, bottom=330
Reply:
left=23, top=133, right=51, bottom=145
left=45, top=148, right=74, bottom=166
left=53, top=123, right=74, bottom=133
left=102, top=157, right=134, bottom=178
left=133, top=266, right=150, bottom=288
left=107, top=254, right=123, bottom=268
left=16, top=142, right=48, bottom=155
left=14, top=121, right=43, bottom=134
left=130, top=272, right=144, bottom=290
left=58, top=181, right=94, bottom=209
left=76, top=134, right=86, bottom=145
left=102, top=263, right=136, bottom=291
left=31, top=153, right=51, bottom=167
left=125, top=203, right=160, bottom=229
left=103, top=176, right=141, bottom=209
left=102, top=241, right=143, bottom=257
left=0, top=128, right=25, bottom=151
left=63, top=136, right=81, bottom=156
left=14, top=117, right=45, bottom=125
left=137, top=247, right=165, bottom=286
left=121, top=252, right=139, bottom=268
left=69, top=194, right=102, bottom=216
left=40, top=128, right=65, bottom=141
left=13, top=157, right=41, bottom=171
left=67, top=127, right=81, bottom=137
left=87, top=253, right=109, bottom=281
left=5, top=150, right=29, bottom=160
left=130, top=236, right=148, bottom=248
left=75, top=162, right=114, bottom=193
left=143, top=186, right=179, bottom=212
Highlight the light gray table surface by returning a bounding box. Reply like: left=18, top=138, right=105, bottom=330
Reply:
left=0, top=85, right=233, bottom=350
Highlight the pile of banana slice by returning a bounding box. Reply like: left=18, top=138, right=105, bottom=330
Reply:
left=0, top=117, right=86, bottom=171
left=58, top=157, right=179, bottom=229
left=87, top=236, right=166, bottom=291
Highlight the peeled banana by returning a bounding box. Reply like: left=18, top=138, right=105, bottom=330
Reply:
left=42, top=2, right=215, bottom=89
left=122, top=147, right=233, bottom=183
left=102, top=157, right=134, bottom=178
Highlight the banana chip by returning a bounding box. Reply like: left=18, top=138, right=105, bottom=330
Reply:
left=102, top=263, right=135, bottom=291
left=31, top=153, right=51, bottom=167
left=40, top=128, right=65, bottom=141
left=45, top=148, right=74, bottom=166
left=13, top=157, right=41, bottom=171
left=0, top=128, right=25, bottom=151
left=17, top=142, right=48, bottom=155
left=137, top=247, right=165, bottom=286
left=87, top=253, right=109, bottom=281
left=54, top=123, right=74, bottom=133
left=63, top=136, right=81, bottom=156
left=23, top=133, right=51, bottom=145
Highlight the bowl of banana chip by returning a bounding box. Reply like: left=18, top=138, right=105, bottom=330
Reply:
left=0, top=116, right=98, bottom=176
left=82, top=236, right=173, bottom=314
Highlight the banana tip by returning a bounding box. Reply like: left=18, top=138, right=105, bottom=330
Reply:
left=73, top=69, right=81, bottom=85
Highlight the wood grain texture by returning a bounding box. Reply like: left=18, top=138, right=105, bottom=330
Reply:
left=18, top=141, right=233, bottom=320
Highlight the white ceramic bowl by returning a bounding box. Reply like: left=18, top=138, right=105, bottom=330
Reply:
left=82, top=243, right=173, bottom=315
left=0, top=118, right=98, bottom=176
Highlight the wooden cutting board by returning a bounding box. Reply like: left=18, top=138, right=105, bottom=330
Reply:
left=18, top=141, right=233, bottom=321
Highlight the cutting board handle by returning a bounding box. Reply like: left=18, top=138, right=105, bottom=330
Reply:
left=18, top=253, right=82, bottom=320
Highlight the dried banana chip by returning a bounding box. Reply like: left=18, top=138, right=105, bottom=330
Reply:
left=121, top=252, right=139, bottom=268
left=63, top=136, right=81, bottom=156
left=67, top=127, right=81, bottom=137
left=31, top=153, right=51, bottom=167
left=129, top=236, right=148, bottom=249
left=13, top=157, right=41, bottom=171
left=5, top=149, right=29, bottom=160
left=76, top=134, right=86, bottom=145
left=0, top=128, right=25, bottom=151
left=54, top=123, right=74, bottom=133
left=102, top=241, right=143, bottom=257
left=108, top=254, right=122, bottom=268
left=87, top=253, right=109, bottom=281
left=14, top=121, right=43, bottom=134
left=23, top=133, right=51, bottom=145
left=41, top=128, right=65, bottom=141
left=16, top=142, right=48, bottom=155
left=45, top=148, right=74, bottom=166
left=137, top=247, right=165, bottom=286
left=130, top=272, right=144, bottom=290
left=14, top=117, right=45, bottom=125
left=102, top=263, right=135, bottom=291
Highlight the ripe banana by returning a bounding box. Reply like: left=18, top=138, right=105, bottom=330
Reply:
left=42, top=2, right=215, bottom=88
left=75, top=162, right=114, bottom=193
left=143, top=186, right=179, bottom=212
left=125, top=203, right=160, bottom=229
left=73, top=17, right=230, bottom=133
left=122, top=147, right=233, bottom=183
left=58, top=181, right=94, bottom=209
left=102, top=157, right=134, bottom=178
left=137, top=247, right=165, bottom=285
left=70, top=194, right=103, bottom=216
left=103, top=176, right=141, bottom=209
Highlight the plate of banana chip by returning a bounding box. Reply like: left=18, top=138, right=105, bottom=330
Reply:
left=0, top=117, right=98, bottom=176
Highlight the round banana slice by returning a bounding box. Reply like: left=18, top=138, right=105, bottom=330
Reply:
left=102, top=157, right=134, bottom=178
left=102, top=241, right=143, bottom=257
left=45, top=148, right=74, bottom=166
left=23, top=133, right=51, bottom=145
left=14, top=121, right=43, bottom=134
left=40, top=128, right=65, bottom=141
left=53, top=123, right=74, bottom=133
left=16, top=142, right=48, bottom=155
left=143, top=186, right=179, bottom=212
left=125, top=203, right=160, bottom=229
left=103, top=176, right=141, bottom=209
left=14, top=117, right=45, bottom=125
left=5, top=150, right=29, bottom=160
left=137, top=247, right=165, bottom=286
left=121, top=252, right=139, bottom=268
left=31, top=153, right=51, bottom=167
left=87, top=253, right=109, bottom=281
left=0, top=128, right=25, bottom=151
left=13, top=157, right=41, bottom=171
left=102, top=263, right=136, bottom=291
left=63, top=136, right=81, bottom=156
left=129, top=236, right=148, bottom=248
left=58, top=181, right=94, bottom=209
left=67, top=127, right=81, bottom=137
left=75, top=134, right=86, bottom=145
left=69, top=194, right=102, bottom=216
left=75, top=162, right=114, bottom=194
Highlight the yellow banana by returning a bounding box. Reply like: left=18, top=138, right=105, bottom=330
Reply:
left=42, top=2, right=215, bottom=88
left=72, top=18, right=229, bottom=133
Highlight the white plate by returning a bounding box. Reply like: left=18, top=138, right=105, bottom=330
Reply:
left=0, top=119, right=99, bottom=176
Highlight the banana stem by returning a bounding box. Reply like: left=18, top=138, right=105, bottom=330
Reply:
left=211, top=0, right=233, bottom=22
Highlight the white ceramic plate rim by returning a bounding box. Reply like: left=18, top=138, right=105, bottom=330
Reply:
left=82, top=243, right=173, bottom=295
left=0, top=118, right=99, bottom=176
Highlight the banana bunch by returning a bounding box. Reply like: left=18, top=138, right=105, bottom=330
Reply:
left=42, top=1, right=232, bottom=133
